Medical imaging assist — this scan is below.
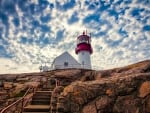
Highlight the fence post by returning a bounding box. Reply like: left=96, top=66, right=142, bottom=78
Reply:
left=21, top=98, right=24, bottom=113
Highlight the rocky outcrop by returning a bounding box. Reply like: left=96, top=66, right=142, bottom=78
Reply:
left=138, top=81, right=150, bottom=98
left=0, top=73, right=48, bottom=111
left=80, top=60, right=150, bottom=81
left=0, top=60, right=150, bottom=112
left=3, top=82, right=13, bottom=90
left=51, top=86, right=64, bottom=113
left=55, top=72, right=150, bottom=113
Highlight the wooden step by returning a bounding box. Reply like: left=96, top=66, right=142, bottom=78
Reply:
left=41, top=88, right=53, bottom=91
left=36, top=91, right=52, bottom=93
left=22, top=111, right=49, bottom=113
left=31, top=100, right=50, bottom=105
left=33, top=93, right=51, bottom=96
left=34, top=92, right=51, bottom=96
left=32, top=95, right=51, bottom=99
left=23, top=105, right=50, bottom=112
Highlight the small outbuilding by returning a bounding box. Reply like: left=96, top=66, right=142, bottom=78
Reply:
left=51, top=51, right=81, bottom=69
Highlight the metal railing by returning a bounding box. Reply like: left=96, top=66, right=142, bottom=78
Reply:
left=49, top=64, right=95, bottom=72
left=0, top=86, right=37, bottom=113
left=40, top=63, right=109, bottom=72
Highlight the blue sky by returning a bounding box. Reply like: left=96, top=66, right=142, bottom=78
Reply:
left=0, top=0, right=150, bottom=73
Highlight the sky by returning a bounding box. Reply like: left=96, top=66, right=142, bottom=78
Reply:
left=0, top=0, right=150, bottom=74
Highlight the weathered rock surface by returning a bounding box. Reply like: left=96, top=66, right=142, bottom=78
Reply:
left=139, top=81, right=150, bottom=98
left=3, top=82, right=13, bottom=90
left=51, top=60, right=150, bottom=113
left=56, top=72, right=150, bottom=113
left=0, top=60, right=150, bottom=113
left=0, top=73, right=48, bottom=111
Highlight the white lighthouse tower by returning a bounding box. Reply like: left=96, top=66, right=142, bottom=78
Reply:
left=75, top=31, right=93, bottom=69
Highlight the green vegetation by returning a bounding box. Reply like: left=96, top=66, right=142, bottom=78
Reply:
left=14, top=91, right=26, bottom=97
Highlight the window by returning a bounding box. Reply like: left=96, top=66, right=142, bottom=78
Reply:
left=64, top=62, right=68, bottom=67
left=82, top=61, right=84, bottom=65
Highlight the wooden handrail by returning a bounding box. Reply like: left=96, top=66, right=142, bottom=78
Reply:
left=0, top=86, right=36, bottom=113
left=0, top=98, right=23, bottom=113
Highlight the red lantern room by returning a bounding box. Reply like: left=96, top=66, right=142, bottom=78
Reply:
left=75, top=31, right=93, bottom=54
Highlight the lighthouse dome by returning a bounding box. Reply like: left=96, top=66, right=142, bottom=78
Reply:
left=77, top=32, right=91, bottom=45
left=75, top=32, right=93, bottom=54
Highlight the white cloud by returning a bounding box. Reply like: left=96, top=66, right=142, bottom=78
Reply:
left=0, top=58, right=39, bottom=74
left=0, top=0, right=149, bottom=73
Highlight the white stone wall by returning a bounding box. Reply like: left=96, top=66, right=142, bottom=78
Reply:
left=52, top=52, right=81, bottom=69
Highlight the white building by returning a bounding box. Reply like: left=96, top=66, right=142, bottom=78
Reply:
left=40, top=31, right=93, bottom=71
left=51, top=51, right=81, bottom=69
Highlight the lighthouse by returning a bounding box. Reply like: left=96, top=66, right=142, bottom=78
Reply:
left=75, top=31, right=93, bottom=69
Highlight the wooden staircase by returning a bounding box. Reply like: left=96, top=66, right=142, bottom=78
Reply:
left=0, top=77, right=58, bottom=113
left=23, top=91, right=51, bottom=113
